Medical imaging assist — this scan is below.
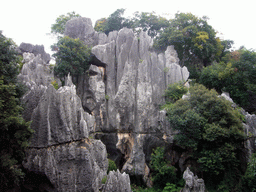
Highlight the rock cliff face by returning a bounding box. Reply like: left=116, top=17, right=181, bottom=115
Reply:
left=18, top=51, right=110, bottom=191
left=64, top=17, right=189, bottom=185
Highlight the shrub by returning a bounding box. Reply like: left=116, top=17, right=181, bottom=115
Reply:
left=101, top=175, right=107, bottom=184
left=51, top=80, right=59, bottom=90
left=107, top=159, right=117, bottom=173
left=53, top=36, right=91, bottom=84
left=150, top=147, right=177, bottom=189
left=163, top=81, right=188, bottom=105
left=240, top=153, right=256, bottom=191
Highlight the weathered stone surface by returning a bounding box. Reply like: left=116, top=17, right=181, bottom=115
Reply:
left=89, top=26, right=190, bottom=185
left=19, top=51, right=110, bottom=191
left=24, top=139, right=108, bottom=192
left=18, top=52, right=56, bottom=89
left=64, top=17, right=98, bottom=46
left=182, top=167, right=205, bottom=192
left=19, top=43, right=51, bottom=64
left=102, top=170, right=132, bottom=192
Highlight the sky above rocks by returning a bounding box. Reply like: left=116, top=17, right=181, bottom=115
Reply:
left=1, top=0, right=255, bottom=58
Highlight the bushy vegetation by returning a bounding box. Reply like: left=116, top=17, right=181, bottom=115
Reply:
left=163, top=81, right=188, bottom=104
left=165, top=84, right=246, bottom=191
left=107, top=158, right=117, bottom=173
left=240, top=153, right=256, bottom=191
left=0, top=31, right=33, bottom=190
left=199, top=48, right=256, bottom=113
left=53, top=36, right=92, bottom=84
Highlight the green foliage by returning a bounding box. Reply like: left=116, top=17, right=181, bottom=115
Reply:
left=131, top=11, right=170, bottom=38
left=53, top=36, right=91, bottom=83
left=199, top=48, right=256, bottom=113
left=150, top=147, right=177, bottom=189
left=163, top=81, right=188, bottom=104
left=165, top=84, right=245, bottom=190
left=240, top=153, right=256, bottom=192
left=154, top=13, right=223, bottom=78
left=107, top=159, right=117, bottom=173
left=131, top=184, right=161, bottom=192
left=105, top=94, right=110, bottom=100
left=101, top=175, right=107, bottom=184
left=51, top=11, right=81, bottom=38
left=163, top=183, right=183, bottom=192
left=0, top=32, right=33, bottom=189
left=51, top=80, right=59, bottom=90
left=94, top=9, right=131, bottom=35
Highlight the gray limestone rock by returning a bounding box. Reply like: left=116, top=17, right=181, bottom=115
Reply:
left=20, top=51, right=111, bottom=191
left=24, top=139, right=108, bottom=192
left=19, top=43, right=51, bottom=64
left=102, top=170, right=132, bottom=192
left=64, top=17, right=98, bottom=46
left=90, top=27, right=190, bottom=185
left=29, top=76, right=94, bottom=148
left=182, top=167, right=205, bottom=192
left=18, top=52, right=56, bottom=89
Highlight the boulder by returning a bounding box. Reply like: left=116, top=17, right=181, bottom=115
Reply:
left=102, top=170, right=132, bottom=192
left=182, top=167, right=205, bottom=192
left=64, top=17, right=98, bottom=46
left=19, top=43, right=51, bottom=64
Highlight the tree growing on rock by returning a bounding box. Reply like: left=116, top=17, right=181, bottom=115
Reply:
left=154, top=13, right=223, bottom=78
left=53, top=36, right=91, bottom=84
left=164, top=83, right=245, bottom=191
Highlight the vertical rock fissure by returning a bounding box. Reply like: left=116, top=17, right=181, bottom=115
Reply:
left=134, top=37, right=140, bottom=133
left=114, top=44, right=118, bottom=94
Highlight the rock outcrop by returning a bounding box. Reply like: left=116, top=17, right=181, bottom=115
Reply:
left=102, top=170, right=132, bottom=192
left=19, top=43, right=51, bottom=64
left=64, top=17, right=189, bottom=184
left=19, top=51, right=110, bottom=191
left=182, top=167, right=205, bottom=192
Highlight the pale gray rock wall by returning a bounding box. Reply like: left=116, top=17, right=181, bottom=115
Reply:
left=19, top=52, right=109, bottom=191
left=19, top=43, right=51, bottom=64
left=88, top=26, right=189, bottom=184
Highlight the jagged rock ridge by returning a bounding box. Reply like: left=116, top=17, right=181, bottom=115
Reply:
left=18, top=49, right=132, bottom=191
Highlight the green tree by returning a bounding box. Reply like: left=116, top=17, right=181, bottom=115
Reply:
left=165, top=84, right=245, bottom=190
left=150, top=147, right=177, bottom=189
left=131, top=11, right=170, bottom=38
left=199, top=48, right=256, bottom=113
left=51, top=11, right=81, bottom=39
left=95, top=9, right=131, bottom=35
left=53, top=36, right=91, bottom=83
left=240, top=153, right=256, bottom=191
left=0, top=31, right=33, bottom=190
left=163, top=81, right=188, bottom=104
left=154, top=13, right=223, bottom=78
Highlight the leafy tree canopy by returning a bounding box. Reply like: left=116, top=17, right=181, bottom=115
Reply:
left=94, top=9, right=131, bottom=35
left=165, top=83, right=245, bottom=190
left=53, top=36, right=91, bottom=83
left=154, top=13, right=223, bottom=77
left=199, top=48, right=256, bottom=113
left=0, top=31, right=33, bottom=190
left=95, top=9, right=170, bottom=38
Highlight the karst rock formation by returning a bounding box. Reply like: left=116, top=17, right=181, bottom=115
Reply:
left=17, top=17, right=256, bottom=191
